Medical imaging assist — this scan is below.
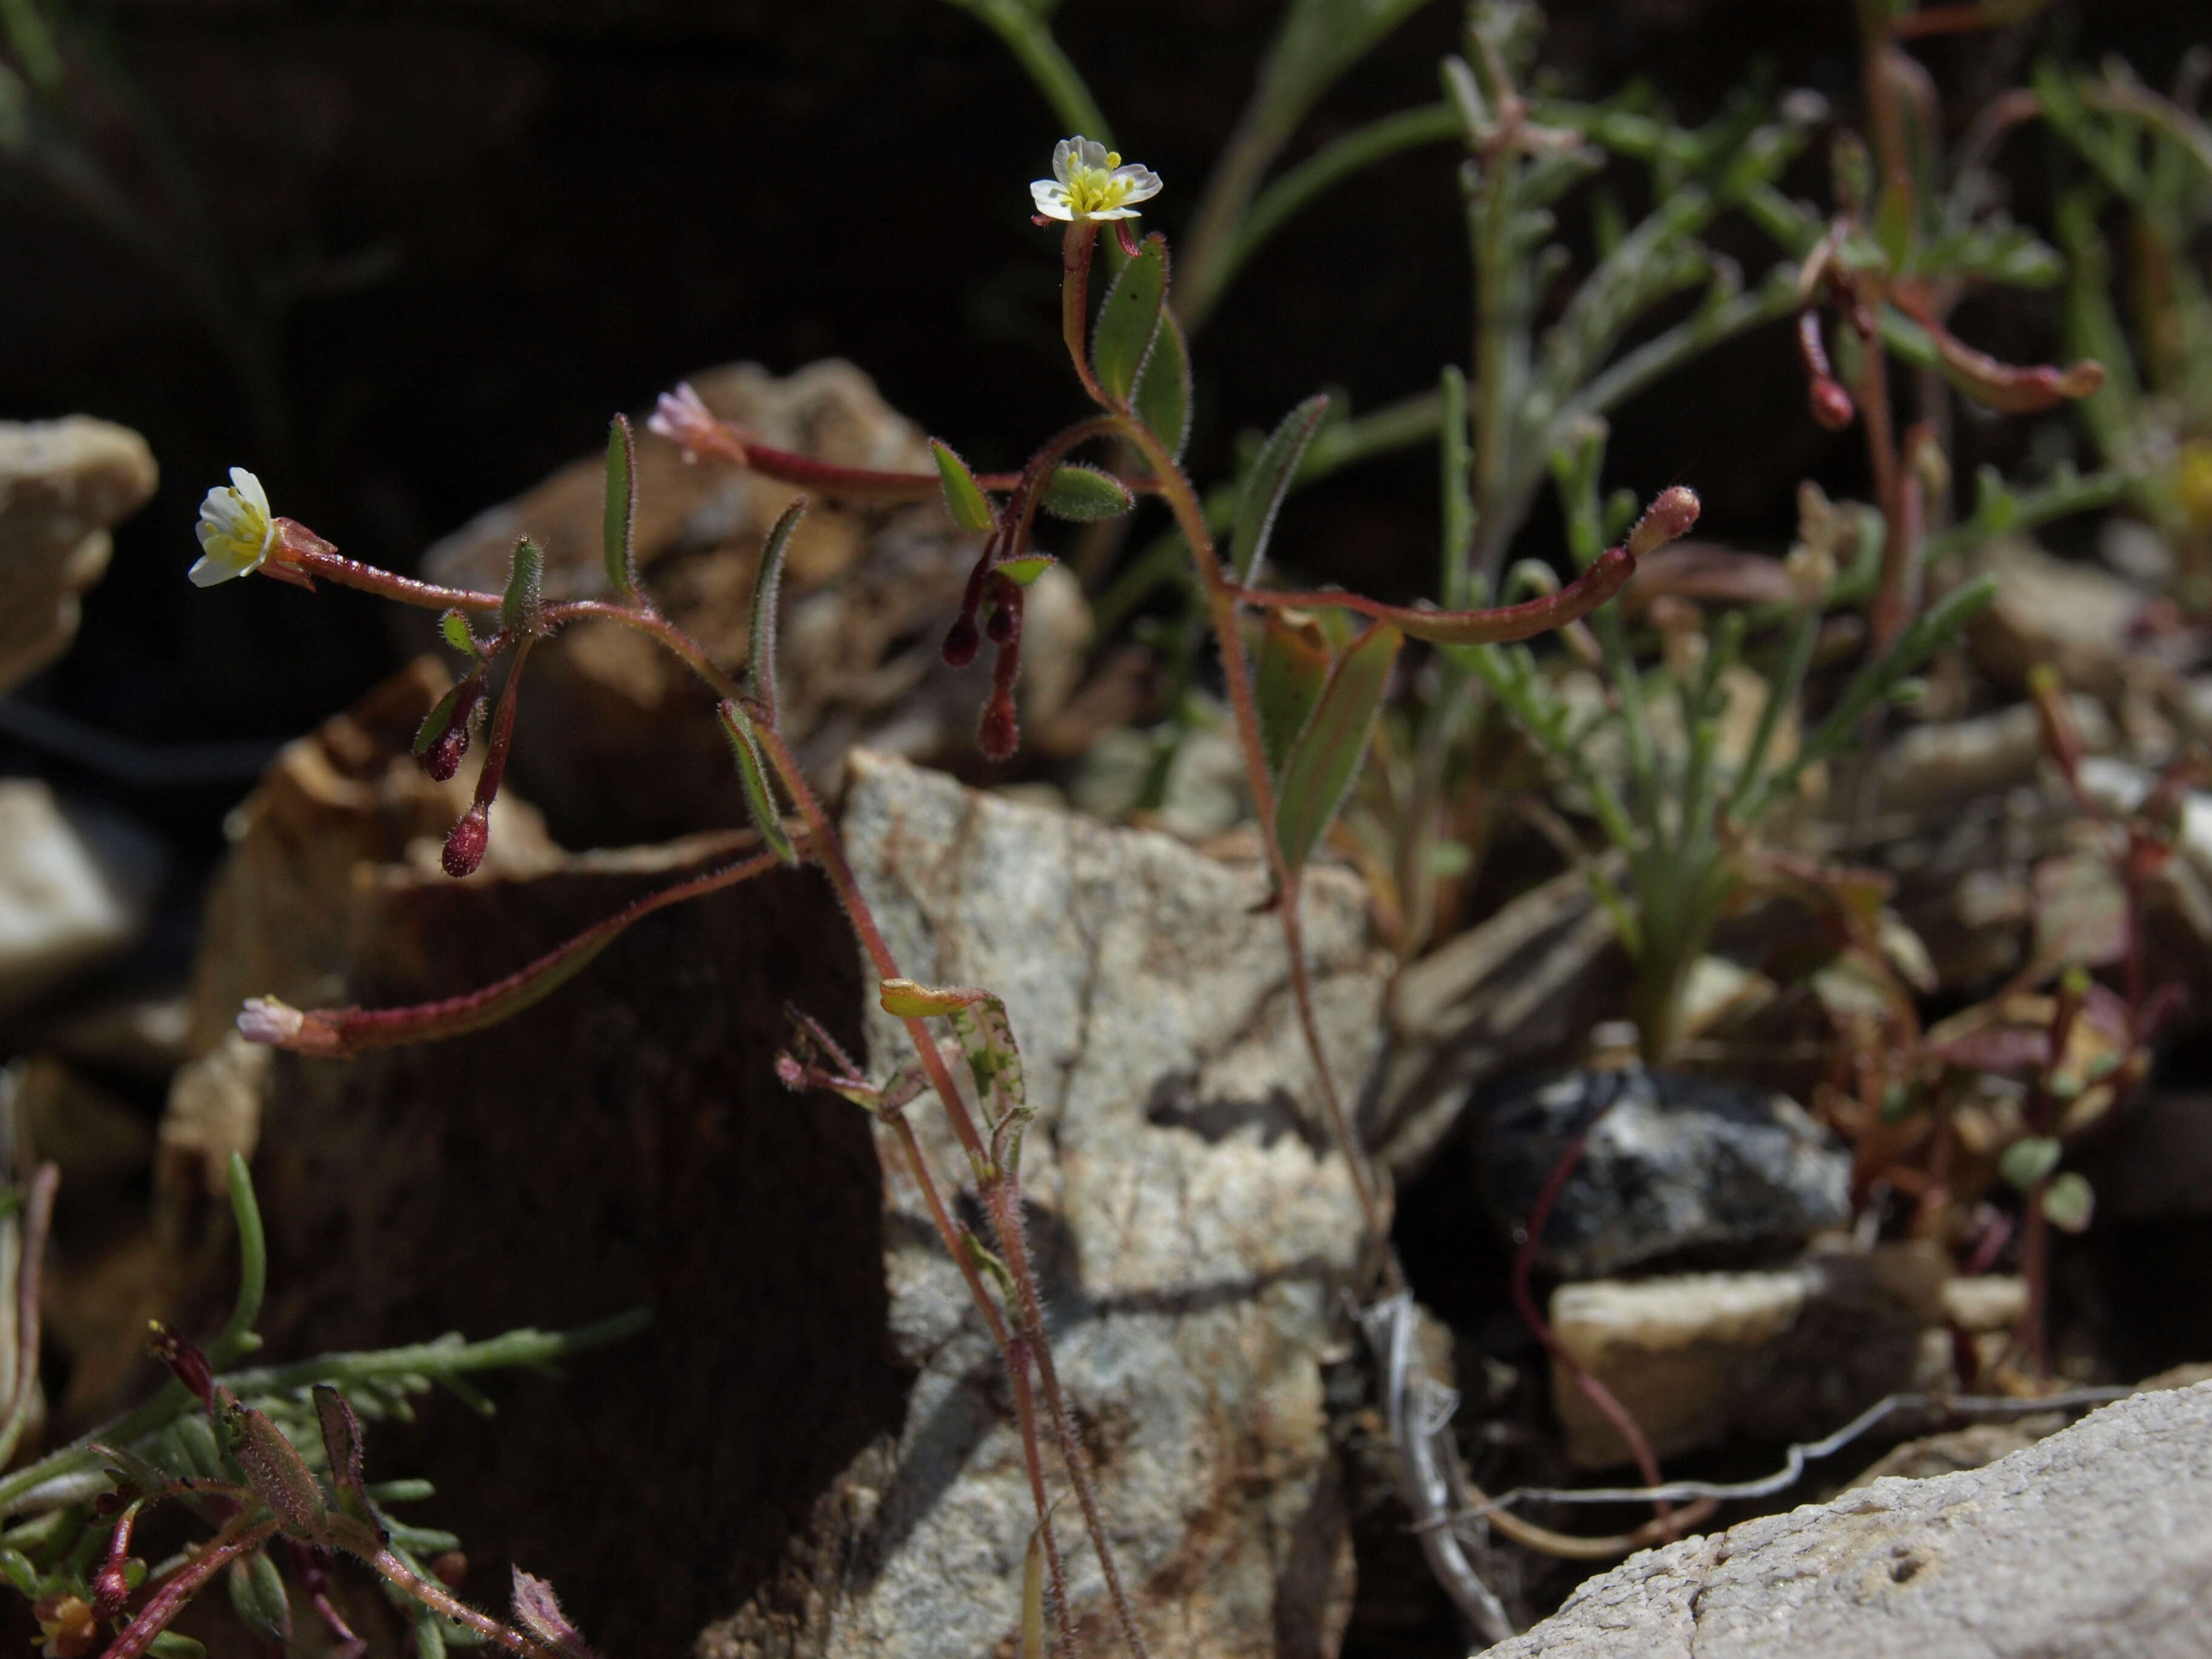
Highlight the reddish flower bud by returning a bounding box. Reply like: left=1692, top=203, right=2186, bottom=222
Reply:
left=942, top=614, right=981, bottom=668
left=147, top=1322, right=216, bottom=1409
left=421, top=676, right=488, bottom=783
left=1627, top=487, right=1702, bottom=558
left=443, top=805, right=490, bottom=878
left=1809, top=377, right=1855, bottom=430
left=979, top=694, right=1020, bottom=762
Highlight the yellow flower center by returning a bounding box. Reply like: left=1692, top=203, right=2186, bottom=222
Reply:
left=1065, top=150, right=1133, bottom=218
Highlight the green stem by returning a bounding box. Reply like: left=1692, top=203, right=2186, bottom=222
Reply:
left=1181, top=102, right=1461, bottom=330
left=943, top=0, right=1112, bottom=142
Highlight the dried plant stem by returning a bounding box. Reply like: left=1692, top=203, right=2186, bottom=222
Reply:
left=748, top=716, right=1151, bottom=1659
left=0, top=1164, right=59, bottom=1470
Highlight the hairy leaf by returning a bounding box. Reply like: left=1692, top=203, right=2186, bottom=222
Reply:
left=1254, top=609, right=1332, bottom=782
left=1091, top=232, right=1168, bottom=403
left=931, top=439, right=997, bottom=534
left=1133, top=307, right=1193, bottom=460
left=717, top=701, right=797, bottom=866
left=1041, top=463, right=1135, bottom=521
left=1229, top=394, right=1329, bottom=581
left=747, top=500, right=806, bottom=722
left=1273, top=623, right=1402, bottom=877
left=602, top=414, right=638, bottom=601
left=500, top=537, right=543, bottom=635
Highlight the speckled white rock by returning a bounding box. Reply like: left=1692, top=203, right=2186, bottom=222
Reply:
left=702, top=749, right=1384, bottom=1659
left=1481, top=1380, right=2212, bottom=1657
left=0, top=780, right=162, bottom=1014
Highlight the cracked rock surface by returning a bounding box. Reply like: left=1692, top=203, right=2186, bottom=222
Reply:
left=703, top=750, right=1383, bottom=1659
left=1481, top=1379, right=2212, bottom=1658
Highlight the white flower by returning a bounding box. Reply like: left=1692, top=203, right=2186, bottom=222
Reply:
left=236, top=995, right=305, bottom=1047
left=647, top=381, right=743, bottom=464
left=191, top=466, right=278, bottom=586
left=1031, top=136, right=1162, bottom=223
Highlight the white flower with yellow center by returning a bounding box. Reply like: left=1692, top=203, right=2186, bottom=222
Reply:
left=190, top=466, right=278, bottom=586
left=1031, top=136, right=1161, bottom=223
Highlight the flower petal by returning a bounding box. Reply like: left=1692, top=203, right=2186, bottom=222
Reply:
left=188, top=552, right=238, bottom=587
left=1031, top=181, right=1074, bottom=218
left=1110, top=165, right=1163, bottom=205
left=228, top=466, right=270, bottom=514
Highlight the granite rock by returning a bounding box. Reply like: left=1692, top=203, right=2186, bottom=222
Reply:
left=1480, top=1381, right=2212, bottom=1658
left=1473, top=1068, right=1851, bottom=1280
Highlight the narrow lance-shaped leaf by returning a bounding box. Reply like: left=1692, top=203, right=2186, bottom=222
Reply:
left=1273, top=623, right=1403, bottom=877
left=412, top=684, right=463, bottom=758
left=1229, top=394, right=1329, bottom=583
left=226, top=1550, right=292, bottom=1646
left=501, top=537, right=543, bottom=634
left=1041, top=463, right=1134, bottom=521
left=1021, top=1511, right=1051, bottom=1659
left=1254, top=609, right=1333, bottom=782
left=1133, top=306, right=1193, bottom=461
left=602, top=414, right=638, bottom=602
left=717, top=700, right=797, bottom=866
left=747, top=499, right=807, bottom=723
left=1091, top=232, right=1168, bottom=403
left=930, top=440, right=997, bottom=535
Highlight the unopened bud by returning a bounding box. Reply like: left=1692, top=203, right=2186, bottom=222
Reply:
left=421, top=677, right=487, bottom=783
left=147, top=1322, right=216, bottom=1409
left=984, top=578, right=1024, bottom=645
left=942, top=614, right=980, bottom=668
left=443, top=805, right=490, bottom=878
left=979, top=694, right=1020, bottom=762
left=1809, top=377, right=1855, bottom=430
left=1627, top=487, right=1701, bottom=558
left=431, top=1552, right=469, bottom=1590
left=237, top=996, right=306, bottom=1047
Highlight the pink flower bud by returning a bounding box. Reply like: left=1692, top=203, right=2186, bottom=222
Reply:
left=238, top=996, right=306, bottom=1047
left=1809, top=377, right=1855, bottom=431
left=1627, top=487, right=1701, bottom=558
left=443, top=805, right=490, bottom=877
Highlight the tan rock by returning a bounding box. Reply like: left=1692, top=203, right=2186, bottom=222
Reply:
left=0, top=417, right=156, bottom=692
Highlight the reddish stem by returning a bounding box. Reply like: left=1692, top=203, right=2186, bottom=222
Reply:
left=1230, top=543, right=1640, bottom=646
left=1509, top=1106, right=1677, bottom=1532
left=97, top=1518, right=281, bottom=1659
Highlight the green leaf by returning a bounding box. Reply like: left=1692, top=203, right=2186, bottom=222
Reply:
left=930, top=439, right=997, bottom=534
left=1021, top=1510, right=1051, bottom=1659
left=1041, top=463, right=1135, bottom=521
left=1091, top=232, right=1168, bottom=403
left=716, top=701, right=796, bottom=866
left=147, top=1635, right=207, bottom=1659
left=223, top=1399, right=330, bottom=1541
left=438, top=609, right=479, bottom=659
left=1273, top=623, right=1402, bottom=877
left=2043, top=1170, right=2095, bottom=1233
left=747, top=500, right=806, bottom=722
left=603, top=414, right=637, bottom=601
left=994, top=553, right=1059, bottom=586
left=1255, top=609, right=1333, bottom=781
left=500, top=537, right=543, bottom=635
left=1133, top=307, right=1193, bottom=460
left=413, top=685, right=462, bottom=757
left=0, top=1547, right=36, bottom=1597
left=1230, top=394, right=1330, bottom=581
left=228, top=1549, right=294, bottom=1645
left=2000, top=1135, right=2062, bottom=1193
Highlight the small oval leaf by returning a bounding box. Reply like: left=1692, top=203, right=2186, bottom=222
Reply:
left=1273, top=623, right=1402, bottom=877
left=603, top=414, right=637, bottom=600
left=930, top=440, right=997, bottom=535
left=879, top=977, right=980, bottom=1019
left=716, top=700, right=797, bottom=866
left=438, top=609, right=479, bottom=659
left=1091, top=233, right=1168, bottom=403
left=1999, top=1134, right=2062, bottom=1193
left=2042, top=1170, right=2094, bottom=1233
left=994, top=553, right=1059, bottom=586
left=1230, top=395, right=1329, bottom=583
left=1133, top=307, right=1193, bottom=461
left=1041, top=463, right=1134, bottom=521
left=227, top=1550, right=293, bottom=1645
